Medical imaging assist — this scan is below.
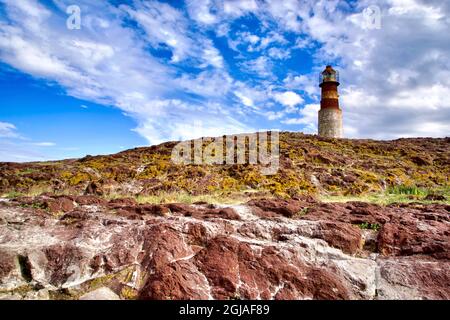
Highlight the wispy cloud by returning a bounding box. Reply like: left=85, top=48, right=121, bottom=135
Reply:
left=29, top=142, right=56, bottom=147
left=0, top=121, right=51, bottom=162
left=0, top=121, right=19, bottom=138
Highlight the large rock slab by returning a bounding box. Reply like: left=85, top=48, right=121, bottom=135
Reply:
left=0, top=197, right=448, bottom=300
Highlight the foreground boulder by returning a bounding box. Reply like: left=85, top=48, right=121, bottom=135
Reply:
left=0, top=196, right=448, bottom=300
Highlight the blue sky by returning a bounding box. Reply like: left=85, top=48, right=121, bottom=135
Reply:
left=0, top=0, right=449, bottom=161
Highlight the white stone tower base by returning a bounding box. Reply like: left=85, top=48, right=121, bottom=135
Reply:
left=318, top=108, right=343, bottom=138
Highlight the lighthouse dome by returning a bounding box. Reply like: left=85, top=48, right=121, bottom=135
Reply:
left=320, top=65, right=339, bottom=85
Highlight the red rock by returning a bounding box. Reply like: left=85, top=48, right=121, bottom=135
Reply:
left=115, top=209, right=141, bottom=220
left=301, top=268, right=350, bottom=300
left=108, top=197, right=137, bottom=207
left=195, top=236, right=240, bottom=299
left=378, top=257, right=450, bottom=299
left=166, top=203, right=197, bottom=216
left=1, top=196, right=449, bottom=300
left=0, top=250, right=15, bottom=281
left=314, top=221, right=362, bottom=254
left=136, top=204, right=170, bottom=216
left=185, top=222, right=209, bottom=246
left=377, top=218, right=450, bottom=259
left=138, top=178, right=165, bottom=196
left=193, top=201, right=208, bottom=205
left=410, top=155, right=432, bottom=166
left=138, top=260, right=210, bottom=300
left=59, top=211, right=89, bottom=221
left=424, top=194, right=446, bottom=201
left=75, top=195, right=106, bottom=206
left=43, top=244, right=83, bottom=287
left=203, top=208, right=240, bottom=220
left=247, top=199, right=307, bottom=218
left=42, top=197, right=75, bottom=213
left=84, top=181, right=103, bottom=196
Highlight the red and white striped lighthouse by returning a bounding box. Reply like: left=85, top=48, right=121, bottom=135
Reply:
left=318, top=65, right=343, bottom=138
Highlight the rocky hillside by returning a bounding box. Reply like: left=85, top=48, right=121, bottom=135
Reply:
left=0, top=132, right=449, bottom=300
left=0, top=195, right=448, bottom=300
left=0, top=132, right=449, bottom=200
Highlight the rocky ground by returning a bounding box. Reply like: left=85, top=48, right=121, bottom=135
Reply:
left=1, top=194, right=448, bottom=300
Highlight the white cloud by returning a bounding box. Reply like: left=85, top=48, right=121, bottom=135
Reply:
left=267, top=47, right=290, bottom=60
left=257, top=31, right=288, bottom=50
left=0, top=140, right=47, bottom=162
left=283, top=74, right=319, bottom=98
left=261, top=0, right=307, bottom=32
left=30, top=142, right=56, bottom=147
left=223, top=0, right=258, bottom=17
left=272, top=91, right=304, bottom=110
left=176, top=70, right=232, bottom=97
left=0, top=122, right=55, bottom=161
left=124, top=1, right=225, bottom=68
left=186, top=0, right=218, bottom=25
left=200, top=41, right=224, bottom=68
left=281, top=104, right=319, bottom=134
left=240, top=56, right=273, bottom=77
left=131, top=99, right=251, bottom=145
left=244, top=33, right=260, bottom=45
left=233, top=81, right=268, bottom=109
left=0, top=121, right=19, bottom=138
left=263, top=110, right=285, bottom=121
left=234, top=92, right=254, bottom=107
left=187, top=0, right=257, bottom=26
left=122, top=1, right=193, bottom=63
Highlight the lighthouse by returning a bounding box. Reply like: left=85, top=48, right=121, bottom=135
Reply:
left=318, top=65, right=343, bottom=138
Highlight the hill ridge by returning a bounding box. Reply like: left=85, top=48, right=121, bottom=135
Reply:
left=0, top=132, right=448, bottom=201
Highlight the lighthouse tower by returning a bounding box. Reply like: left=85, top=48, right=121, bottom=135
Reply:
left=318, top=65, right=343, bottom=138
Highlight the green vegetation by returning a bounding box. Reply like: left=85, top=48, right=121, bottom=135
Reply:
left=17, top=168, right=38, bottom=176
left=357, top=222, right=381, bottom=231
left=134, top=191, right=250, bottom=205
left=321, top=186, right=449, bottom=205
left=27, top=184, right=54, bottom=197
left=297, top=207, right=309, bottom=216
left=121, top=286, right=138, bottom=300
left=3, top=191, right=24, bottom=198
left=19, top=202, right=45, bottom=210
left=387, top=185, right=427, bottom=196
left=0, top=284, right=34, bottom=297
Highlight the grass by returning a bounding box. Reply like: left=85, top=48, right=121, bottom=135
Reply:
left=135, top=191, right=245, bottom=205
left=2, top=185, right=272, bottom=206
left=17, top=168, right=38, bottom=176
left=297, top=207, right=309, bottom=216
left=320, top=185, right=449, bottom=205
left=3, top=181, right=448, bottom=207
left=27, top=184, right=55, bottom=197
left=2, top=191, right=24, bottom=198
left=99, top=191, right=250, bottom=205
left=0, top=284, right=35, bottom=297
left=387, top=185, right=427, bottom=196
left=1, top=184, right=67, bottom=199
left=357, top=222, right=381, bottom=231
